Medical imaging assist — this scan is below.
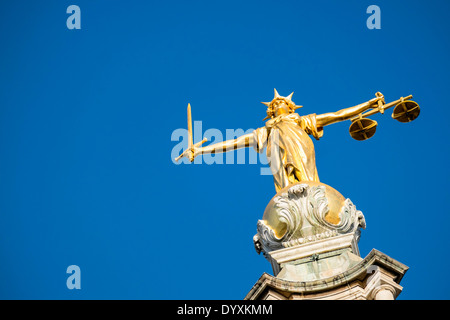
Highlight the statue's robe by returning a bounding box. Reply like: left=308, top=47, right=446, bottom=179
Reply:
left=253, top=113, right=323, bottom=192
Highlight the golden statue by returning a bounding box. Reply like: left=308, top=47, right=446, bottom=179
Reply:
left=176, top=89, right=419, bottom=192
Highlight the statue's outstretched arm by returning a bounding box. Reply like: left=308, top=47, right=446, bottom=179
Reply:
left=198, top=133, right=255, bottom=155
left=316, top=93, right=384, bottom=128
left=176, top=132, right=255, bottom=162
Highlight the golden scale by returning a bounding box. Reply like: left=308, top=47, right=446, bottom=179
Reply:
left=349, top=94, right=420, bottom=141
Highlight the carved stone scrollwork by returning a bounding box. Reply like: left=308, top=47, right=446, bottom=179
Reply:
left=253, top=183, right=366, bottom=257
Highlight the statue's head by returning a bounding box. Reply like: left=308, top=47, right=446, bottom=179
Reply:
left=261, top=89, right=303, bottom=120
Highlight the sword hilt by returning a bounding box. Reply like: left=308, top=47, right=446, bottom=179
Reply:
left=175, top=138, right=208, bottom=162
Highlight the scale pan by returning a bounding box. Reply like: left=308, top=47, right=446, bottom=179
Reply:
left=392, top=100, right=420, bottom=123
left=349, top=118, right=378, bottom=141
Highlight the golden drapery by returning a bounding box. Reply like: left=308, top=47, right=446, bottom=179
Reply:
left=253, top=113, right=323, bottom=192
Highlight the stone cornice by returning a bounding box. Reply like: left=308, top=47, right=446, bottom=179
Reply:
left=244, top=249, right=408, bottom=300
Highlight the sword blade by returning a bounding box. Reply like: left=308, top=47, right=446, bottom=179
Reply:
left=187, top=103, right=193, bottom=149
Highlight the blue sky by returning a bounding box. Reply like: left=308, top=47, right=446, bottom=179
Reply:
left=0, top=0, right=449, bottom=299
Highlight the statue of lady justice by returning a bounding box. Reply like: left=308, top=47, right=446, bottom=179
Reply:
left=175, top=89, right=419, bottom=257
left=176, top=89, right=388, bottom=192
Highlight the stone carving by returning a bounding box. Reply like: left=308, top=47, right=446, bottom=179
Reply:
left=254, top=183, right=366, bottom=257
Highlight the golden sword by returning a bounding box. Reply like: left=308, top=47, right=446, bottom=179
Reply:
left=175, top=103, right=208, bottom=162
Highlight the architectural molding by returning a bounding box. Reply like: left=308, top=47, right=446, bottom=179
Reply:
left=245, top=249, right=408, bottom=300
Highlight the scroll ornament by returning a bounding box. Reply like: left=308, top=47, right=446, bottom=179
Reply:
left=254, top=184, right=366, bottom=257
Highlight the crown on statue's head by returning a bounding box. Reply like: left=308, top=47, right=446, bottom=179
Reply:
left=261, top=89, right=303, bottom=120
